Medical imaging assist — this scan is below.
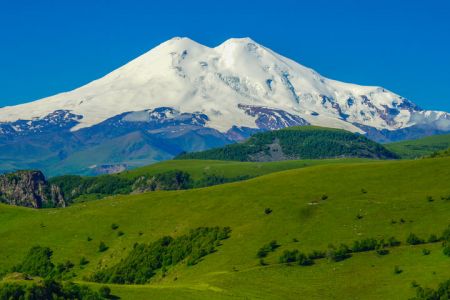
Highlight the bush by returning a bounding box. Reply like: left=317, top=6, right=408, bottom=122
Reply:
left=327, top=244, right=351, bottom=262
left=12, top=246, right=54, bottom=277
left=352, top=238, right=378, bottom=252
left=426, top=196, right=434, bottom=202
left=279, top=250, right=299, bottom=264
left=428, top=234, right=439, bottom=243
left=264, top=208, right=273, bottom=215
left=99, top=286, right=111, bottom=298
left=394, top=265, right=402, bottom=274
left=442, top=225, right=450, bottom=242
left=111, top=224, right=119, bottom=230
left=308, top=250, right=326, bottom=260
left=376, top=248, right=389, bottom=256
left=257, top=240, right=279, bottom=258
left=388, top=237, right=401, bottom=247
left=443, top=245, right=450, bottom=257
left=422, top=249, right=431, bottom=256
left=98, top=242, right=109, bottom=252
left=80, top=257, right=89, bottom=266
left=321, top=194, right=328, bottom=200
left=297, top=253, right=314, bottom=266
left=406, top=233, right=424, bottom=245
left=117, top=231, right=124, bottom=237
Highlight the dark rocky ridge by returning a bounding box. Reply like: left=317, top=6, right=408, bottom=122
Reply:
left=0, top=170, right=65, bottom=208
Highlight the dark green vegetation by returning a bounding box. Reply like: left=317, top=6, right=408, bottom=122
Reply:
left=91, top=227, right=231, bottom=284
left=0, top=280, right=107, bottom=300
left=385, top=133, right=450, bottom=159
left=429, top=147, right=450, bottom=158
left=412, top=279, right=450, bottom=299
left=176, top=126, right=398, bottom=161
left=1, top=157, right=450, bottom=299
left=1, top=245, right=113, bottom=299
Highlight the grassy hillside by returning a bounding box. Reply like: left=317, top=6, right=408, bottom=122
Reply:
left=1, top=157, right=450, bottom=299
left=176, top=126, right=398, bottom=161
left=50, top=158, right=373, bottom=203
left=385, top=133, right=450, bottom=159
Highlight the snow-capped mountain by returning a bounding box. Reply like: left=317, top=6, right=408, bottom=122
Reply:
left=2, top=37, right=449, bottom=134
left=0, top=37, right=449, bottom=175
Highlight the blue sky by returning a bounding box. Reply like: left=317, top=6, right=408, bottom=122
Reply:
left=1, top=0, right=449, bottom=111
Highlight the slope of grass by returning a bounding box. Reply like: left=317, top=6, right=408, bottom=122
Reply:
left=1, top=158, right=450, bottom=299
left=385, top=133, right=450, bottom=159
left=49, top=158, right=373, bottom=203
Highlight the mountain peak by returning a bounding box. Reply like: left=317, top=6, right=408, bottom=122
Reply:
left=218, top=37, right=257, bottom=46
left=0, top=37, right=449, bottom=136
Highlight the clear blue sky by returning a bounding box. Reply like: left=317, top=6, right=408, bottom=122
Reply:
left=1, top=0, right=449, bottom=111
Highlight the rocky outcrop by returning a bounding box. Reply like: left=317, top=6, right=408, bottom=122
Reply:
left=0, top=170, right=65, bottom=208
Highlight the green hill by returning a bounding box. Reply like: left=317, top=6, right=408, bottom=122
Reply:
left=176, top=126, right=398, bottom=161
left=385, top=133, right=450, bottom=159
left=49, top=158, right=372, bottom=204
left=1, top=157, right=450, bottom=299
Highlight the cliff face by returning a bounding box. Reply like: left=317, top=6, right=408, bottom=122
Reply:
left=0, top=170, right=65, bottom=208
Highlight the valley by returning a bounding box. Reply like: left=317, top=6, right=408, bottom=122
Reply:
left=1, top=157, right=450, bottom=299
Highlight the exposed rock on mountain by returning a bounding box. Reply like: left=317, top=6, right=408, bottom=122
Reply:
left=0, top=171, right=65, bottom=208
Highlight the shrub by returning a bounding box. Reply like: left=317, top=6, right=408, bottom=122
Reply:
left=297, top=253, right=314, bottom=266
left=361, top=188, right=367, bottom=194
left=80, top=257, right=89, bottom=266
left=279, top=250, right=299, bottom=264
left=308, top=250, right=326, bottom=260
left=87, top=236, right=93, bottom=242
left=321, top=194, right=328, bottom=200
left=111, top=224, right=119, bottom=230
left=442, top=225, right=450, bottom=242
left=406, top=233, right=424, bottom=245
left=117, top=231, right=124, bottom=237
left=422, top=249, right=431, bottom=256
left=12, top=246, right=54, bottom=277
left=376, top=248, right=389, bottom=256
left=428, top=234, right=439, bottom=243
left=98, top=242, right=109, bottom=252
left=388, top=237, right=401, bottom=247
left=327, top=244, right=351, bottom=262
left=99, top=286, right=111, bottom=298
left=352, top=238, right=378, bottom=252
left=256, top=240, right=279, bottom=258
left=394, top=265, right=402, bottom=274
left=443, top=245, right=450, bottom=257
left=264, top=208, right=273, bottom=215
left=426, top=196, right=434, bottom=202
